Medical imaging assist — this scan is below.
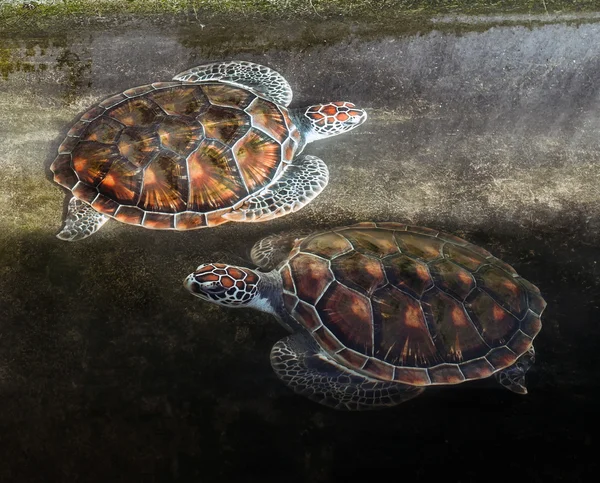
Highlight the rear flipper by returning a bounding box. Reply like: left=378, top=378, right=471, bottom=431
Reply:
left=270, top=334, right=424, bottom=411
left=223, top=155, right=329, bottom=224
left=495, top=346, right=535, bottom=395
left=57, top=197, right=109, bottom=242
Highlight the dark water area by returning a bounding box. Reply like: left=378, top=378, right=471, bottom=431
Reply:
left=1, top=13, right=599, bottom=482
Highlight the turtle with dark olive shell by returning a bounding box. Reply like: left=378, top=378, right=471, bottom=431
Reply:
left=184, top=222, right=546, bottom=411
left=50, top=61, right=367, bottom=241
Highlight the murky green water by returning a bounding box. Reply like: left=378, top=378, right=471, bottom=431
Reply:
left=0, top=11, right=598, bottom=482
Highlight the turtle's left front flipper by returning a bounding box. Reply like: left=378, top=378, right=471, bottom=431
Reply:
left=271, top=334, right=424, bottom=411
left=57, top=197, right=109, bottom=241
left=173, top=60, right=293, bottom=106
left=223, top=155, right=329, bottom=223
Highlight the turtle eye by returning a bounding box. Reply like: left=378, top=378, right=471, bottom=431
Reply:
left=199, top=281, right=227, bottom=294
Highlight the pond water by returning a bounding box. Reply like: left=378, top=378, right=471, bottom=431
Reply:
left=0, top=13, right=598, bottom=482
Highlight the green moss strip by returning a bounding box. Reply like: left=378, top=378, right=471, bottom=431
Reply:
left=2, top=0, right=600, bottom=22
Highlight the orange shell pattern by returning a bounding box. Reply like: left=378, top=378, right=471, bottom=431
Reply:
left=279, top=223, right=546, bottom=386
left=51, top=82, right=294, bottom=229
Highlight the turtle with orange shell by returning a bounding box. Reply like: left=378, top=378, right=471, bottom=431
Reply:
left=184, top=222, right=546, bottom=411
left=51, top=61, right=367, bottom=241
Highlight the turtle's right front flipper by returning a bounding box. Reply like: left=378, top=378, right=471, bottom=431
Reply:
left=223, top=155, right=329, bottom=223
left=270, top=334, right=424, bottom=411
left=57, top=197, right=109, bottom=241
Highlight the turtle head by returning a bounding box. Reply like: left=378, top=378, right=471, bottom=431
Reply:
left=301, top=102, right=367, bottom=143
left=184, top=263, right=262, bottom=308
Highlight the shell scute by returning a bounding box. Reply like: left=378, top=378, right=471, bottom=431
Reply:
left=97, top=159, right=143, bottom=205
left=245, top=97, right=288, bottom=143
left=280, top=264, right=295, bottom=294
left=58, top=135, right=80, bottom=154
left=98, top=93, right=128, bottom=109
left=458, top=358, right=495, bottom=380
left=138, top=152, right=188, bottom=213
left=371, top=285, right=437, bottom=367
left=436, top=231, right=469, bottom=246
left=443, top=243, right=487, bottom=271
left=148, top=85, right=210, bottom=118
left=429, top=259, right=476, bottom=301
left=330, top=251, right=386, bottom=296
left=383, top=254, right=433, bottom=298
left=520, top=278, right=546, bottom=315
left=486, top=346, right=518, bottom=370
left=300, top=232, right=353, bottom=259
left=80, top=105, right=106, bottom=122
left=348, top=222, right=377, bottom=229
left=281, top=137, right=297, bottom=163
left=339, top=228, right=399, bottom=258
left=316, top=281, right=373, bottom=355
left=199, top=105, right=250, bottom=145
left=283, top=293, right=298, bottom=314
left=477, top=265, right=528, bottom=319
left=72, top=142, right=122, bottom=186
left=428, top=364, right=465, bottom=384
left=520, top=311, right=542, bottom=338
left=234, top=128, right=281, bottom=192
left=362, top=359, right=394, bottom=381
left=117, top=127, right=161, bottom=168
left=83, top=117, right=123, bottom=144
left=293, top=300, right=321, bottom=331
left=107, top=98, right=162, bottom=127
left=142, top=212, right=175, bottom=229
left=421, top=289, right=488, bottom=363
left=313, top=327, right=345, bottom=353
left=394, top=232, right=444, bottom=261
left=406, top=225, right=439, bottom=236
left=175, top=212, right=206, bottom=230
left=290, top=254, right=334, bottom=305
left=123, top=84, right=155, bottom=98
left=157, top=117, right=203, bottom=157
left=51, top=154, right=78, bottom=189
left=91, top=194, right=120, bottom=216
left=393, top=367, right=431, bottom=386
left=67, top=120, right=90, bottom=138
left=507, top=330, right=533, bottom=355
left=114, top=205, right=144, bottom=225
left=205, top=210, right=230, bottom=227
left=376, top=222, right=408, bottom=231
left=464, top=242, right=492, bottom=259
left=335, top=348, right=368, bottom=370
left=187, top=140, right=248, bottom=212
left=202, top=84, right=255, bottom=109
left=151, top=81, right=182, bottom=90
left=465, top=289, right=520, bottom=346
left=71, top=181, right=97, bottom=203
left=488, top=257, right=518, bottom=275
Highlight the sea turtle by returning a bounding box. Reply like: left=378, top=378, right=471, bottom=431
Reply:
left=50, top=61, right=367, bottom=241
left=184, top=222, right=546, bottom=411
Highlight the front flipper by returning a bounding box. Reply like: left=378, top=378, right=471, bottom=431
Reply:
left=250, top=229, right=314, bottom=270
left=223, top=155, right=329, bottom=223
left=173, top=60, right=293, bottom=106
left=495, top=346, right=536, bottom=395
left=270, top=334, right=424, bottom=411
left=57, top=197, right=109, bottom=242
